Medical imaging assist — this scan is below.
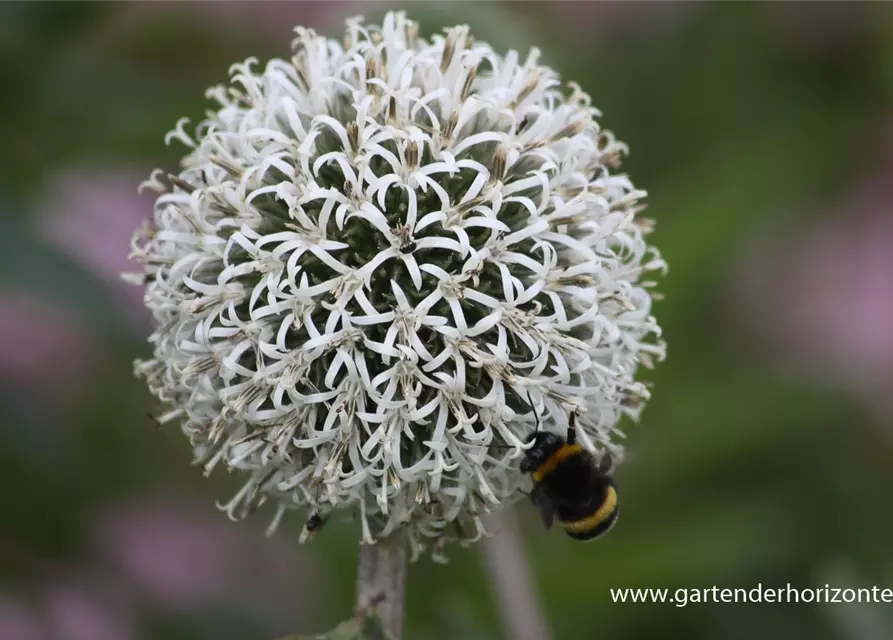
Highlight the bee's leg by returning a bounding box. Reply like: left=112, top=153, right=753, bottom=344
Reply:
left=530, top=484, right=556, bottom=529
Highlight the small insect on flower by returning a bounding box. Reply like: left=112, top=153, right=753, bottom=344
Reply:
left=520, top=399, right=619, bottom=542
left=299, top=511, right=328, bottom=543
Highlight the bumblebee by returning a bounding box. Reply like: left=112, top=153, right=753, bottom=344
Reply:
left=520, top=412, right=619, bottom=541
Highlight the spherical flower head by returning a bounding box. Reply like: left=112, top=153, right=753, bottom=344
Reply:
left=128, top=11, right=666, bottom=558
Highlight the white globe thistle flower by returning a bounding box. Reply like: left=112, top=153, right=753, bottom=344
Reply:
left=128, top=11, right=666, bottom=558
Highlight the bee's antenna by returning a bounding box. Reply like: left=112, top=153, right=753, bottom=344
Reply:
left=525, top=389, right=541, bottom=434
left=567, top=409, right=577, bottom=445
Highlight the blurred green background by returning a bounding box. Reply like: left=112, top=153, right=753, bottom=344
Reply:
left=2, top=2, right=893, bottom=639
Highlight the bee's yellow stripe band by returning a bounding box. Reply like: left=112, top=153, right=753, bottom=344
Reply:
left=560, top=485, right=618, bottom=534
left=532, top=443, right=583, bottom=482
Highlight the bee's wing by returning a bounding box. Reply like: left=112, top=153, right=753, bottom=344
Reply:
left=530, top=483, right=556, bottom=530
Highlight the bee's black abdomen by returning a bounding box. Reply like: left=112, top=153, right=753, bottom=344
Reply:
left=557, top=479, right=619, bottom=542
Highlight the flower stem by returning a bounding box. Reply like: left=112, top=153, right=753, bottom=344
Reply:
left=482, top=511, right=552, bottom=640
left=356, top=530, right=407, bottom=639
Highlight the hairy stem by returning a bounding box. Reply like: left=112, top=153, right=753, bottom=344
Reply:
left=356, top=531, right=408, bottom=639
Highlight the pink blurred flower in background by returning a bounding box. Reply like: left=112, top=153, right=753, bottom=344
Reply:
left=736, top=169, right=893, bottom=420
left=97, top=501, right=231, bottom=608
left=42, top=578, right=136, bottom=640
left=93, top=495, right=325, bottom=624
left=0, top=597, right=43, bottom=640
left=547, top=0, right=695, bottom=39
left=0, top=495, right=325, bottom=640
left=0, top=291, right=97, bottom=410
left=36, top=168, right=152, bottom=326
left=0, top=574, right=136, bottom=640
left=768, top=2, right=871, bottom=53
left=93, top=0, right=357, bottom=50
